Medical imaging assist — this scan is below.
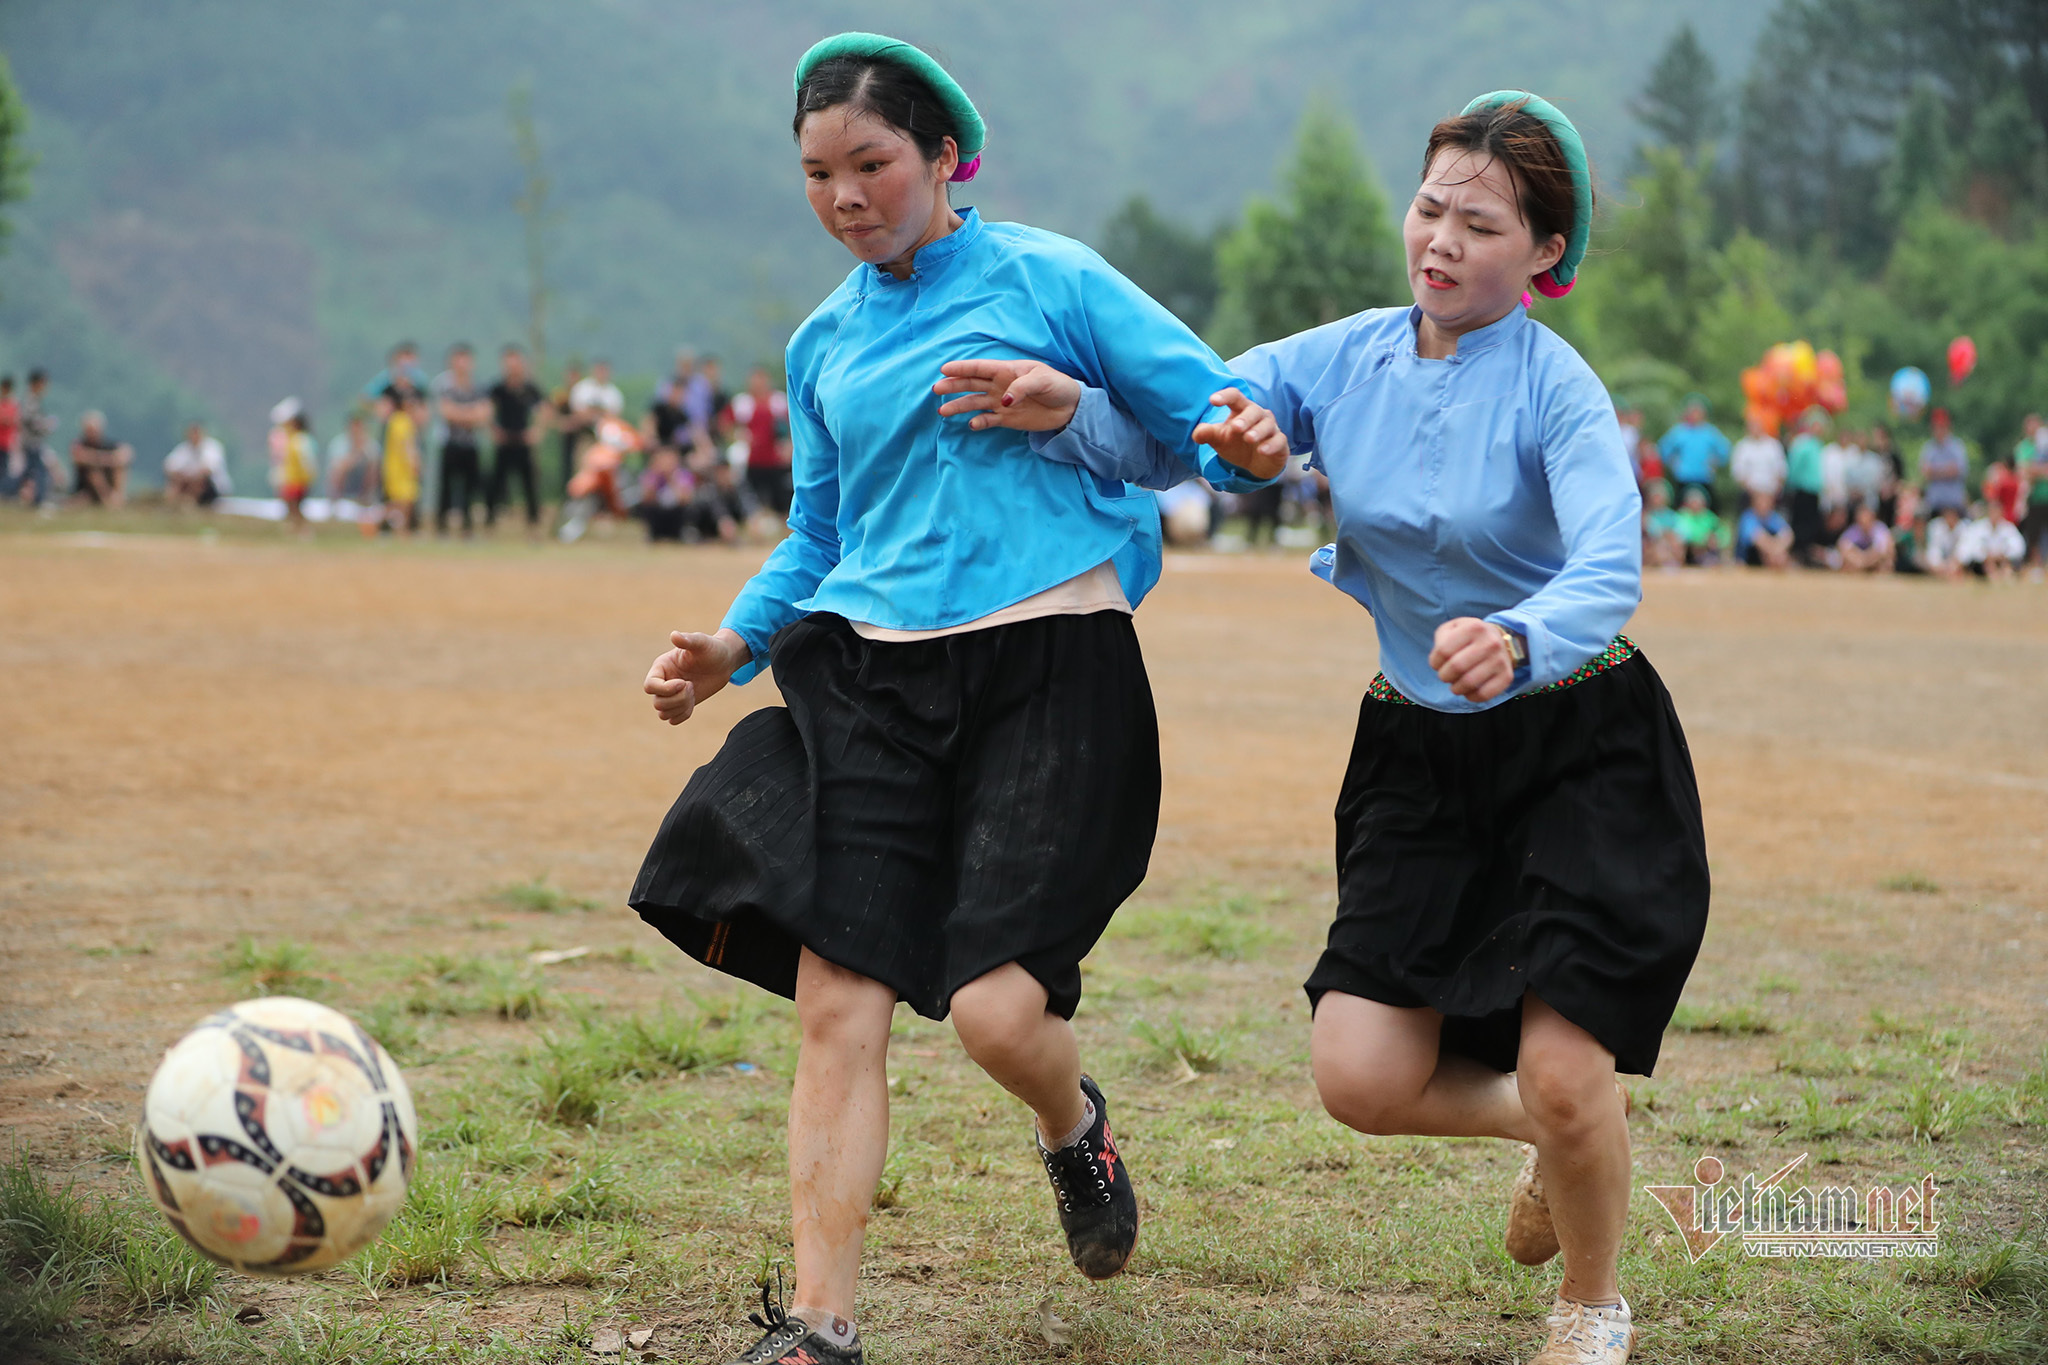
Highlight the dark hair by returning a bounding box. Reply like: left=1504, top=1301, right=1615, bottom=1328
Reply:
left=28, top=368, right=46, bottom=384
left=1421, top=101, right=1583, bottom=248
left=793, top=55, right=958, bottom=164
left=501, top=342, right=524, bottom=357
left=0, top=375, right=11, bottom=388
left=449, top=341, right=472, bottom=358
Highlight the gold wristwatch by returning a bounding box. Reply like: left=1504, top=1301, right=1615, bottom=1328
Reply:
left=1495, top=625, right=1528, bottom=668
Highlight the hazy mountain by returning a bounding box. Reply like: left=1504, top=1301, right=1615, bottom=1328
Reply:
left=0, top=0, right=1773, bottom=475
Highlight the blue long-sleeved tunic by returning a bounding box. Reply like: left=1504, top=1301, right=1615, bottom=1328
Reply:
left=1040, top=303, right=1641, bottom=712
left=720, top=208, right=1273, bottom=682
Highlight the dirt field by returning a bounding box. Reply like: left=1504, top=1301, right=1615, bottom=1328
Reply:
left=2, top=521, right=2045, bottom=1363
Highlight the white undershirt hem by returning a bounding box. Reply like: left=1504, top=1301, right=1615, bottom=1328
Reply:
left=850, top=561, right=1131, bottom=643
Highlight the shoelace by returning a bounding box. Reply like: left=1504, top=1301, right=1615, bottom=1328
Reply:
left=1546, top=1300, right=1627, bottom=1350
left=1041, top=1139, right=1110, bottom=1211
left=739, top=1274, right=811, bottom=1363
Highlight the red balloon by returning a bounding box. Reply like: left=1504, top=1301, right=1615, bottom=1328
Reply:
left=1948, top=335, right=1977, bottom=387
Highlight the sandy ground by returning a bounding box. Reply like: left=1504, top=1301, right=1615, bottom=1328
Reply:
left=4, top=532, right=2047, bottom=1148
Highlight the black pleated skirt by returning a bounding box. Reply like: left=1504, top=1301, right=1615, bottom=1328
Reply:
left=630, top=610, right=1161, bottom=1020
left=1303, top=649, right=1710, bottom=1076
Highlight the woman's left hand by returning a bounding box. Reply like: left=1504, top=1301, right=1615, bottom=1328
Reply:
left=1429, top=617, right=1516, bottom=703
left=1192, top=388, right=1289, bottom=480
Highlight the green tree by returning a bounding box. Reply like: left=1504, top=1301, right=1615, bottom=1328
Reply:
left=1097, top=195, right=1222, bottom=333
left=1592, top=147, right=1724, bottom=376
left=1882, top=80, right=1953, bottom=218
left=1631, top=23, right=1724, bottom=166
left=1208, top=100, right=1403, bottom=355
left=0, top=50, right=32, bottom=254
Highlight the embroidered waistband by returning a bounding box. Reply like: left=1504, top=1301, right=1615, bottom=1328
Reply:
left=1366, top=635, right=1637, bottom=706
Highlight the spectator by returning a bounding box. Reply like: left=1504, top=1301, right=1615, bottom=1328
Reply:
left=164, top=420, right=232, bottom=507
left=326, top=412, right=378, bottom=504
left=487, top=344, right=547, bottom=533
left=1958, top=499, right=2025, bottom=580
left=380, top=385, right=425, bottom=535
left=551, top=360, right=590, bottom=498
left=651, top=351, right=697, bottom=451
left=363, top=341, right=427, bottom=403
left=1729, top=412, right=1786, bottom=505
left=432, top=343, right=491, bottom=537
left=0, top=375, right=19, bottom=500
left=1844, top=429, right=1888, bottom=515
left=1918, top=408, right=1968, bottom=515
left=1784, top=409, right=1828, bottom=564
left=1658, top=395, right=1729, bottom=508
left=1642, top=477, right=1684, bottom=569
left=269, top=400, right=317, bottom=531
left=1835, top=500, right=1894, bottom=573
left=1869, top=424, right=1903, bottom=524
left=70, top=410, right=133, bottom=507
left=636, top=446, right=694, bottom=542
left=1635, top=435, right=1664, bottom=486
left=1673, top=484, right=1729, bottom=565
left=13, top=369, right=56, bottom=509
left=685, top=452, right=748, bottom=544
left=689, top=355, right=731, bottom=455
left=728, top=365, right=793, bottom=520
left=1891, top=485, right=1927, bottom=575
left=1818, top=427, right=1855, bottom=518
left=1925, top=503, right=1967, bottom=579
left=1615, top=405, right=1642, bottom=480
left=567, top=359, right=623, bottom=506
left=2017, top=413, right=2048, bottom=574
left=1735, top=490, right=1794, bottom=570
left=1981, top=452, right=2022, bottom=526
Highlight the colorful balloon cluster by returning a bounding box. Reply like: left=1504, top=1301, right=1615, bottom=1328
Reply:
left=1741, top=341, right=1846, bottom=436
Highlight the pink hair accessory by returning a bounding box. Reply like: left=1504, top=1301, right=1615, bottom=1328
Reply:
left=1532, top=272, right=1575, bottom=299
left=950, top=154, right=981, bottom=183
left=1520, top=291, right=1533, bottom=308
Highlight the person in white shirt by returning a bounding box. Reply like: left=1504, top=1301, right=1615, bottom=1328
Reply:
left=163, top=421, right=231, bottom=507
left=1958, top=500, right=2025, bottom=580
left=568, top=359, right=624, bottom=429
left=1818, top=436, right=1853, bottom=515
left=1924, top=504, right=1966, bottom=579
left=1728, top=413, right=1785, bottom=502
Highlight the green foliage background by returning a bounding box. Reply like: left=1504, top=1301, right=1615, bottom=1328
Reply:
left=0, top=0, right=1770, bottom=483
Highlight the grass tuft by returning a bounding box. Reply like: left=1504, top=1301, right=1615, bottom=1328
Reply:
left=1132, top=1016, right=1233, bottom=1075
left=1879, top=871, right=1942, bottom=894
left=221, top=934, right=328, bottom=995
left=493, top=876, right=600, bottom=914
left=1668, top=1000, right=1776, bottom=1035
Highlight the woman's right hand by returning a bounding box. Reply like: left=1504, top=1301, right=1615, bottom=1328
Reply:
left=644, top=628, right=750, bottom=725
left=933, top=359, right=1082, bottom=431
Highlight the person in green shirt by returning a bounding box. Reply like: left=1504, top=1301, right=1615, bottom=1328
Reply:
left=1673, top=485, right=1730, bottom=565
left=2016, top=412, right=2048, bottom=572
left=1784, top=408, right=1827, bottom=564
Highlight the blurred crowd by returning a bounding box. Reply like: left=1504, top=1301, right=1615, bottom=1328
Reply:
left=0, top=344, right=795, bottom=547
left=1626, top=398, right=2048, bottom=582
left=11, top=353, right=2047, bottom=584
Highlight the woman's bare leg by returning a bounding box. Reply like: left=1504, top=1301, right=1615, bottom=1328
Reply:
left=1311, top=991, right=1535, bottom=1140
left=788, top=948, right=896, bottom=1320
left=1517, top=994, right=1630, bottom=1304
left=950, top=963, right=1086, bottom=1141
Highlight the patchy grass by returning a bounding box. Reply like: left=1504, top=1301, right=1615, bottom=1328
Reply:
left=1669, top=1000, right=1777, bottom=1035
left=221, top=935, right=329, bottom=996
left=492, top=877, right=600, bottom=915
left=1880, top=871, right=1943, bottom=894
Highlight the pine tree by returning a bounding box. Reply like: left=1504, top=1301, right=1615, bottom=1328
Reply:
left=1883, top=81, right=1953, bottom=218
left=1631, top=23, right=1724, bottom=165
left=1208, top=100, right=1403, bottom=354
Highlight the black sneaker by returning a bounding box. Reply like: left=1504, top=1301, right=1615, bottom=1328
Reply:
left=720, top=1282, right=862, bottom=1365
left=1036, top=1074, right=1138, bottom=1279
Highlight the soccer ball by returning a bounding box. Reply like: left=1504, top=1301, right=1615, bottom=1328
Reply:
left=135, top=997, right=418, bottom=1275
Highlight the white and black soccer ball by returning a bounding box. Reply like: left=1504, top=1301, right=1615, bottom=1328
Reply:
left=136, top=997, right=418, bottom=1275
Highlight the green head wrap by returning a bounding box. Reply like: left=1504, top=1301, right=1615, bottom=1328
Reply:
left=794, top=32, right=986, bottom=179
left=1459, top=90, right=1591, bottom=297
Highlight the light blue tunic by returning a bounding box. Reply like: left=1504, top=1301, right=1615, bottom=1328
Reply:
left=1041, top=304, right=1642, bottom=712
left=721, top=208, right=1272, bottom=683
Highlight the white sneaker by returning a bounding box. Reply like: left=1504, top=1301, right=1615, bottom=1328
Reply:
left=1527, top=1296, right=1635, bottom=1364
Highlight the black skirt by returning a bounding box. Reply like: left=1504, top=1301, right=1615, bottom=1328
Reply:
left=630, top=610, right=1160, bottom=1020
left=1303, top=649, right=1709, bottom=1076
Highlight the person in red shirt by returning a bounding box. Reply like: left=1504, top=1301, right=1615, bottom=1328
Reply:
left=0, top=376, right=19, bottom=495
left=1982, top=455, right=2023, bottom=525
left=728, top=364, right=793, bottom=521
